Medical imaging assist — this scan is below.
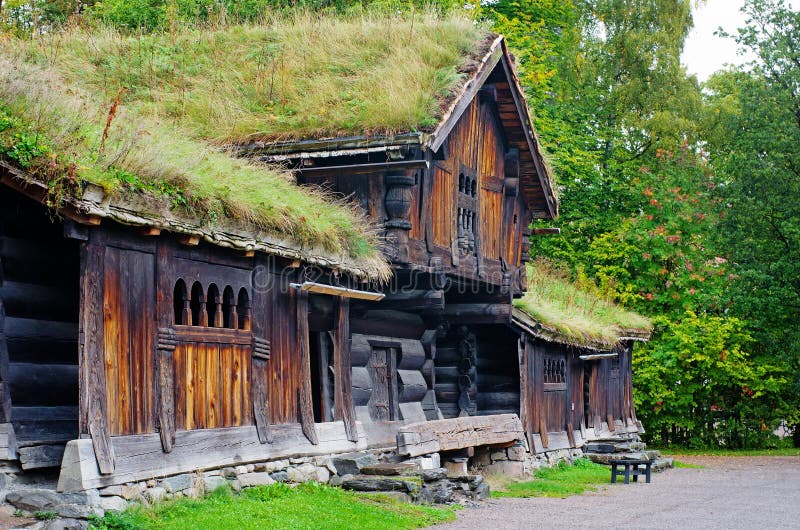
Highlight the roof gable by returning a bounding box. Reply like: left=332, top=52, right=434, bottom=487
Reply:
left=426, top=38, right=557, bottom=219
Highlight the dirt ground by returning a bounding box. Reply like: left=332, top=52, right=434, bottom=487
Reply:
left=440, top=456, right=800, bottom=529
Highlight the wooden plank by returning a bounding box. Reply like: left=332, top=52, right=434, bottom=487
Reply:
left=19, top=443, right=65, bottom=470
left=295, top=288, right=317, bottom=445
left=0, top=422, right=18, bottom=460
left=155, top=241, right=175, bottom=453
left=333, top=297, right=358, bottom=443
left=79, top=239, right=115, bottom=474
left=156, top=347, right=174, bottom=452
left=58, top=421, right=366, bottom=492
left=396, top=413, right=524, bottom=457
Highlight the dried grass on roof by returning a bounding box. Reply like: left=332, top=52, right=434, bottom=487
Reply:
left=29, top=11, right=488, bottom=143
left=514, top=260, right=652, bottom=349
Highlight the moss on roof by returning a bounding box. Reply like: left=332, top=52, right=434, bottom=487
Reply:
left=0, top=11, right=490, bottom=278
left=513, top=261, right=652, bottom=349
left=19, top=12, right=488, bottom=143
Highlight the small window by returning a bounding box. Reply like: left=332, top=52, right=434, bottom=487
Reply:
left=222, top=286, right=236, bottom=329
left=173, top=279, right=188, bottom=325
left=207, top=284, right=221, bottom=327
left=237, top=288, right=250, bottom=330
left=190, top=282, right=205, bottom=327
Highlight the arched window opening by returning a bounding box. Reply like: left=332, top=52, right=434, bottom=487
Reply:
left=207, top=284, right=222, bottom=327
left=173, top=279, right=189, bottom=325
left=190, top=282, right=206, bottom=327
left=222, top=286, right=236, bottom=329
left=458, top=173, right=465, bottom=193
left=237, top=288, right=251, bottom=330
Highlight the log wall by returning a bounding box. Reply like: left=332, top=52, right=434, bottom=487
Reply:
left=0, top=189, right=80, bottom=467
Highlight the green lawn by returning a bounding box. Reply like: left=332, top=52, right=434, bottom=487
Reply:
left=656, top=447, right=800, bottom=457
left=490, top=458, right=609, bottom=499
left=88, top=483, right=456, bottom=530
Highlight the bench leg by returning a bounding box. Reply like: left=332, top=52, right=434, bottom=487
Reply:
left=611, top=464, right=618, bottom=484
left=646, top=464, right=652, bottom=483
left=624, top=465, right=630, bottom=484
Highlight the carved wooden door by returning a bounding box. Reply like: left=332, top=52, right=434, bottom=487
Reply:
left=368, top=347, right=398, bottom=422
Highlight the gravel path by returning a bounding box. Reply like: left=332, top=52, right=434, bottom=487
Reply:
left=440, top=456, right=800, bottom=529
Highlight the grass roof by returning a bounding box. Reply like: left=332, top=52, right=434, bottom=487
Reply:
left=0, top=11, right=488, bottom=278
left=513, top=260, right=652, bottom=350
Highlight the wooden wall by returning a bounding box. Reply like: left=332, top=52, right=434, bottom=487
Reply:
left=0, top=189, right=80, bottom=466
left=425, top=96, right=526, bottom=280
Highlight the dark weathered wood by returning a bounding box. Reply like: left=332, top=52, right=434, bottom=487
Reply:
left=443, top=303, right=511, bottom=324
left=566, top=423, right=576, bottom=448
left=79, top=239, right=114, bottom=474
left=249, top=257, right=272, bottom=443
left=0, top=295, right=11, bottom=423
left=19, top=443, right=65, bottom=470
left=333, top=297, right=358, bottom=443
left=156, top=346, right=175, bottom=453
left=8, top=363, right=78, bottom=406
left=295, top=287, right=318, bottom=444
left=476, top=391, right=519, bottom=409
left=396, top=413, right=524, bottom=457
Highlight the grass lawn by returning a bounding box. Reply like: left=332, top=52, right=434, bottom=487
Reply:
left=656, top=447, right=800, bottom=457
left=88, top=483, right=456, bottom=530
left=673, top=460, right=705, bottom=469
left=489, top=458, right=609, bottom=499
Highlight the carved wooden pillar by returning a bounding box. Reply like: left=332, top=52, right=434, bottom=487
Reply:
left=333, top=297, right=358, bottom=442
left=295, top=280, right=318, bottom=445
left=384, top=173, right=415, bottom=264
left=155, top=241, right=176, bottom=453
left=78, top=235, right=115, bottom=474
left=250, top=257, right=273, bottom=444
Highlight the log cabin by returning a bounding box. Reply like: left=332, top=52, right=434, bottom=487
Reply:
left=0, top=14, right=650, bottom=492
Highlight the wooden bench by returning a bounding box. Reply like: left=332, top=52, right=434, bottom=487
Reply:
left=609, top=459, right=652, bottom=484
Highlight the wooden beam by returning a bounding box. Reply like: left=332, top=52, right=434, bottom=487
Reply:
left=295, top=159, right=428, bottom=177
left=333, top=297, right=358, bottom=443
left=443, top=303, right=512, bottom=324
left=533, top=228, right=561, bottom=235
left=57, top=422, right=366, bottom=492
left=140, top=227, right=161, bottom=236
left=177, top=234, right=200, bottom=246
left=78, top=240, right=115, bottom=474
left=380, top=290, right=444, bottom=313
left=155, top=241, right=175, bottom=453
left=290, top=282, right=385, bottom=301
left=250, top=258, right=273, bottom=444
left=295, top=287, right=318, bottom=445
left=396, top=414, right=524, bottom=457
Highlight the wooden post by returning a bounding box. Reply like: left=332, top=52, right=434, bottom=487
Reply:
left=250, top=259, right=272, bottom=444
left=333, top=297, right=358, bottom=442
left=295, top=286, right=318, bottom=445
left=0, top=286, right=12, bottom=424
left=79, top=239, right=115, bottom=474
left=155, top=242, right=176, bottom=453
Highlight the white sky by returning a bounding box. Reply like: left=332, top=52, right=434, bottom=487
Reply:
left=682, top=0, right=800, bottom=81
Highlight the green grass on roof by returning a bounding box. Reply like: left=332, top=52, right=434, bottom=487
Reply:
left=24, top=12, right=486, bottom=143
left=0, top=11, right=486, bottom=274
left=514, top=260, right=652, bottom=348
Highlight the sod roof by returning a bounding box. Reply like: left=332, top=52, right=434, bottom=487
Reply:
left=513, top=261, right=652, bottom=351
left=0, top=12, right=500, bottom=279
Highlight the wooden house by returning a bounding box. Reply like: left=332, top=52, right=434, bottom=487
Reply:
left=0, top=19, right=648, bottom=493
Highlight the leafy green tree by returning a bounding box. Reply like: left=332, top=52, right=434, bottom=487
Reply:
left=706, top=0, right=800, bottom=446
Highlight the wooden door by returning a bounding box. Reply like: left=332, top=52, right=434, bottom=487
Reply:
left=367, top=347, right=398, bottom=422
left=542, top=354, right=568, bottom=433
